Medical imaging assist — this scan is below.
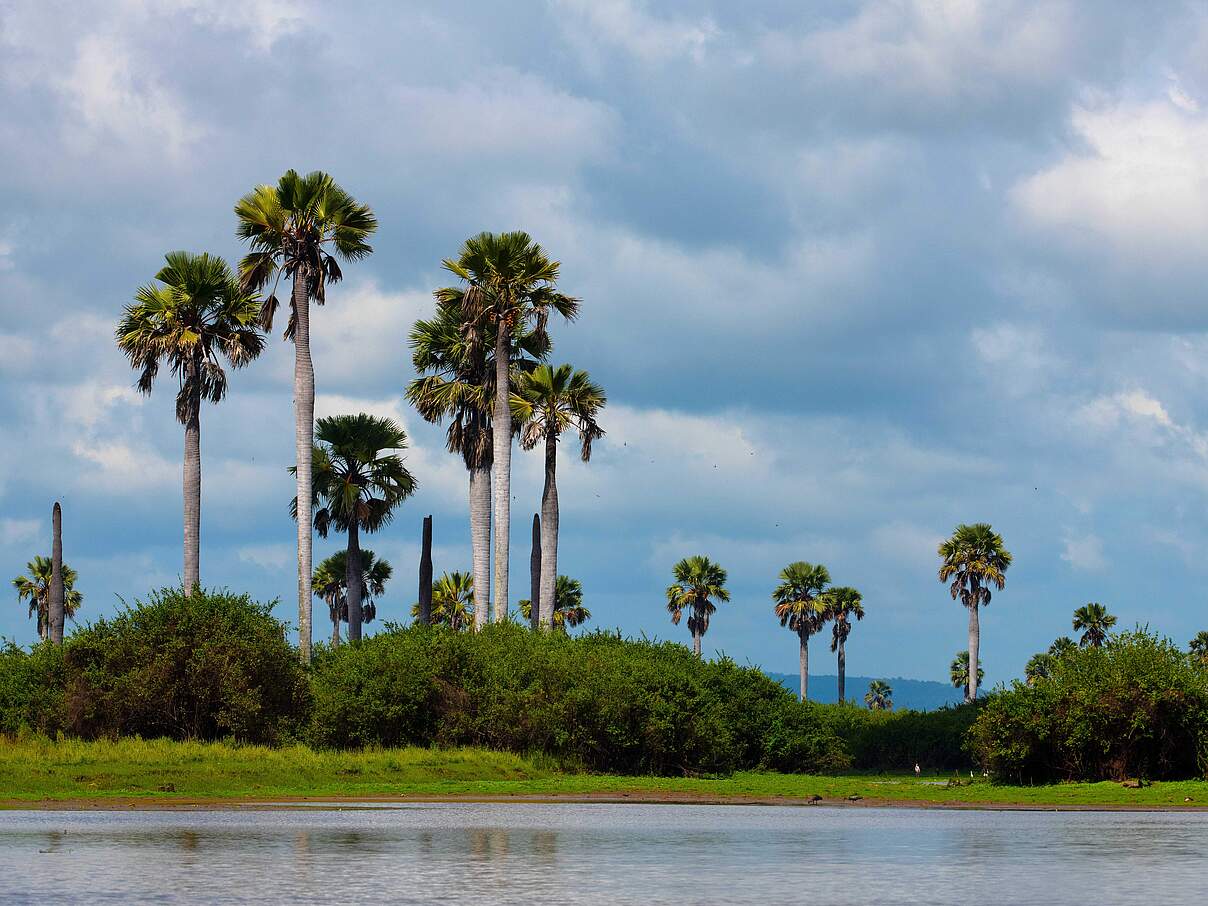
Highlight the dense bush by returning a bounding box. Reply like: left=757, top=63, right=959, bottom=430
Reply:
left=969, top=630, right=1208, bottom=782
left=309, top=623, right=849, bottom=776
left=0, top=641, right=65, bottom=735
left=823, top=702, right=980, bottom=772
left=55, top=588, right=309, bottom=743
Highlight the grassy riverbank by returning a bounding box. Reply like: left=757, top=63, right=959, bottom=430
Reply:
left=3, top=738, right=1206, bottom=809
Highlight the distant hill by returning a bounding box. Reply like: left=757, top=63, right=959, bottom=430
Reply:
left=764, top=672, right=963, bottom=711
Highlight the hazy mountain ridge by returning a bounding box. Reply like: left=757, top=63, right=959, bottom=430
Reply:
left=763, top=672, right=963, bottom=711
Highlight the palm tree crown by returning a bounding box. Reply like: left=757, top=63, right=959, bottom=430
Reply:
left=1073, top=602, right=1116, bottom=648
left=12, top=556, right=82, bottom=641
left=938, top=523, right=1012, bottom=608
left=512, top=364, right=606, bottom=459
left=827, top=586, right=864, bottom=651
left=519, top=575, right=592, bottom=631
left=773, top=562, right=831, bottom=634
left=950, top=650, right=984, bottom=690
left=1189, top=631, right=1208, bottom=667
left=666, top=555, right=730, bottom=656
left=235, top=169, right=377, bottom=333
left=412, top=571, right=476, bottom=631
left=1049, top=636, right=1077, bottom=658
left=865, top=679, right=893, bottom=711
left=313, top=549, right=391, bottom=641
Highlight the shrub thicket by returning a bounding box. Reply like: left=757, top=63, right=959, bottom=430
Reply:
left=969, top=630, right=1208, bottom=782
left=823, top=702, right=980, bottom=772
left=309, top=623, right=850, bottom=775
left=2, top=588, right=309, bottom=743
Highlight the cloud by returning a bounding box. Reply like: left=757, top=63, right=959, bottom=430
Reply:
left=238, top=542, right=292, bottom=571
left=0, top=518, right=41, bottom=547
left=1060, top=533, right=1107, bottom=571
left=551, top=0, right=719, bottom=65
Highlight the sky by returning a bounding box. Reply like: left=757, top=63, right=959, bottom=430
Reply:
left=3, top=0, right=1208, bottom=686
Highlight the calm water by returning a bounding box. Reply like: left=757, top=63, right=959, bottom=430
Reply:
left=0, top=803, right=1205, bottom=904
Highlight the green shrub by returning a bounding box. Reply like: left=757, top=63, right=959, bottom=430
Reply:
left=0, top=641, right=66, bottom=735
left=61, top=587, right=309, bottom=743
left=970, top=630, right=1208, bottom=782
left=825, top=702, right=980, bottom=772
left=761, top=701, right=852, bottom=773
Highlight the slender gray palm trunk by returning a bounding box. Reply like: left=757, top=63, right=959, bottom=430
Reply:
left=529, top=513, right=541, bottom=629
left=837, top=629, right=847, bottom=704
left=331, top=609, right=341, bottom=646
left=49, top=501, right=64, bottom=645
left=417, top=514, right=433, bottom=624
left=293, top=272, right=314, bottom=662
left=183, top=374, right=201, bottom=594
left=491, top=322, right=511, bottom=621
left=799, top=629, right=809, bottom=701
left=346, top=520, right=364, bottom=643
left=693, top=608, right=702, bottom=658
left=967, top=603, right=979, bottom=703
left=470, top=467, right=491, bottom=629
left=538, top=433, right=558, bottom=629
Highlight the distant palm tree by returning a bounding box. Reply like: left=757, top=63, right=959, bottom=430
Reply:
left=826, top=586, right=864, bottom=703
left=1072, top=602, right=1116, bottom=648
left=865, top=680, right=893, bottom=711
left=1048, top=636, right=1077, bottom=658
left=297, top=414, right=416, bottom=643
left=519, top=575, right=592, bottom=632
left=313, top=550, right=391, bottom=646
left=950, top=650, right=984, bottom=692
left=1024, top=652, right=1053, bottom=685
left=117, top=251, right=264, bottom=592
left=1189, top=631, right=1208, bottom=667
left=407, top=303, right=547, bottom=627
left=440, top=232, right=579, bottom=618
left=512, top=364, right=605, bottom=628
left=938, top=523, right=1011, bottom=702
left=12, top=556, right=82, bottom=641
left=412, top=571, right=476, bottom=631
left=236, top=169, right=377, bottom=662
left=773, top=561, right=831, bottom=701
left=666, top=555, right=730, bottom=658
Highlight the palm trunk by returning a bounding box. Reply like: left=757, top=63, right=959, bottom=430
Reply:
left=799, top=628, right=809, bottom=702
left=331, top=608, right=340, bottom=647
left=49, top=502, right=64, bottom=645
left=837, top=628, right=847, bottom=704
left=418, top=515, right=433, bottom=624
left=293, top=271, right=315, bottom=662
left=967, top=603, right=979, bottom=703
left=346, top=520, right=363, bottom=643
left=183, top=372, right=201, bottom=594
left=491, top=321, right=511, bottom=622
left=529, top=513, right=541, bottom=629
left=693, top=610, right=702, bottom=658
left=538, top=433, right=558, bottom=629
left=470, top=467, right=491, bottom=630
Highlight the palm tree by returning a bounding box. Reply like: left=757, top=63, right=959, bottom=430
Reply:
left=1073, top=602, right=1116, bottom=648
left=772, top=561, right=831, bottom=701
left=519, top=575, right=592, bottom=632
left=1189, top=631, right=1208, bottom=667
left=865, top=679, right=893, bottom=711
left=406, top=302, right=547, bottom=627
left=117, top=251, right=264, bottom=592
left=412, top=571, right=476, bottom=631
left=313, top=550, right=392, bottom=646
left=950, top=650, right=984, bottom=692
left=236, top=170, right=377, bottom=662
left=12, top=556, right=82, bottom=641
left=1024, top=652, right=1053, bottom=685
left=666, top=555, right=730, bottom=658
left=298, top=414, right=416, bottom=643
left=938, top=523, right=1011, bottom=702
left=512, top=364, right=605, bottom=628
left=439, top=232, right=579, bottom=618
left=1048, top=636, right=1077, bottom=658
left=826, top=586, right=864, bottom=703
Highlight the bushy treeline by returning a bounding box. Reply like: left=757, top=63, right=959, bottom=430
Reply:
left=970, top=630, right=1208, bottom=783
left=0, top=587, right=979, bottom=776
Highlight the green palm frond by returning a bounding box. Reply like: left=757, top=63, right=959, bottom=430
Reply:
left=772, top=561, right=830, bottom=635
left=665, top=555, right=729, bottom=638
left=937, top=523, right=1011, bottom=610
left=512, top=363, right=607, bottom=460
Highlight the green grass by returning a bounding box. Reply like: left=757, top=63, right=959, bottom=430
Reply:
left=2, top=737, right=1206, bottom=808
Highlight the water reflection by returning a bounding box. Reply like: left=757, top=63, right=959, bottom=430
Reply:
left=0, top=805, right=1205, bottom=905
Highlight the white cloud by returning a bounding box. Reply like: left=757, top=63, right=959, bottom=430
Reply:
left=871, top=520, right=944, bottom=569
left=1060, top=532, right=1107, bottom=571
left=0, top=517, right=41, bottom=547
left=551, top=0, right=719, bottom=65
left=237, top=542, right=292, bottom=571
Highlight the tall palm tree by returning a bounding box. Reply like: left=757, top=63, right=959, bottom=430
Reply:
left=412, top=571, right=476, bottom=631
left=772, top=561, right=831, bottom=701
left=117, top=251, right=263, bottom=592
left=938, top=523, right=1011, bottom=702
left=440, top=232, right=579, bottom=618
left=950, top=650, right=984, bottom=692
left=314, top=549, right=391, bottom=646
left=865, top=679, right=893, bottom=711
left=297, top=414, right=416, bottom=643
left=826, top=586, right=864, bottom=703
left=1049, top=636, right=1077, bottom=658
left=12, top=556, right=82, bottom=641
left=1189, top=631, right=1208, bottom=667
left=407, top=302, right=547, bottom=627
left=1073, top=602, right=1116, bottom=648
left=519, top=575, right=592, bottom=632
left=236, top=169, right=377, bottom=662
left=512, top=364, right=605, bottom=628
left=666, top=555, right=730, bottom=658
